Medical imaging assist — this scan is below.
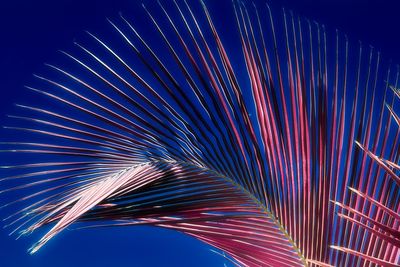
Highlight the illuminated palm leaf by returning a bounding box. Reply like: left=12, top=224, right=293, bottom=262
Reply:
left=1, top=0, right=399, bottom=266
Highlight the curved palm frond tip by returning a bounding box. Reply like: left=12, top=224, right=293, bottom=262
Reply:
left=0, top=0, right=399, bottom=266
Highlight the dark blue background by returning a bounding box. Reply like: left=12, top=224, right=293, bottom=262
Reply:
left=0, top=0, right=399, bottom=266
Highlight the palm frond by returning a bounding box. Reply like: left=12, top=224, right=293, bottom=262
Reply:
left=1, top=0, right=399, bottom=266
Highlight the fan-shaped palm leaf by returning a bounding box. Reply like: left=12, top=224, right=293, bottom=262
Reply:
left=1, top=0, right=399, bottom=266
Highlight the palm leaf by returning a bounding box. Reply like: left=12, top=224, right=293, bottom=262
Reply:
left=1, top=0, right=399, bottom=266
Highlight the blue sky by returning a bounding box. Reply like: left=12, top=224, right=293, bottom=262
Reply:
left=1, top=0, right=400, bottom=266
